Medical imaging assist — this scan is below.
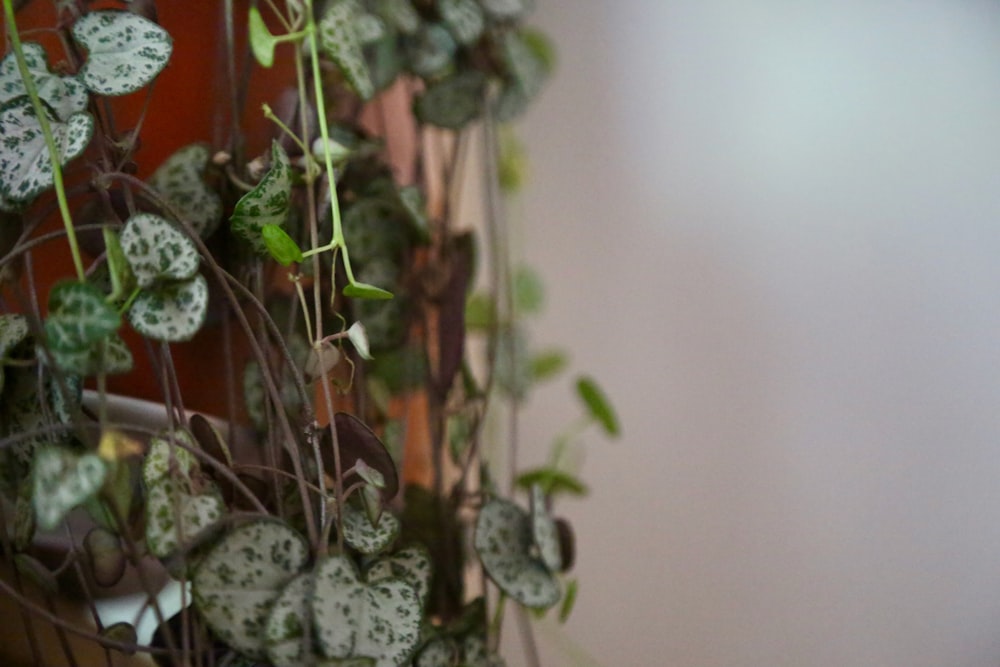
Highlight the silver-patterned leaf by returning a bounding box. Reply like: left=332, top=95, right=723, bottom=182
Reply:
left=474, top=497, right=560, bottom=609
left=479, top=0, right=534, bottom=21
left=264, top=571, right=313, bottom=667
left=120, top=212, right=199, bottom=288
left=319, top=0, right=375, bottom=100
left=0, top=42, right=89, bottom=120
left=44, top=281, right=121, bottom=354
left=192, top=519, right=309, bottom=659
left=49, top=332, right=133, bottom=376
left=312, top=555, right=422, bottom=667
left=413, top=71, right=485, bottom=129
left=73, top=10, right=173, bottom=96
left=120, top=213, right=199, bottom=288
left=145, top=475, right=224, bottom=558
left=439, top=0, right=484, bottom=45
left=375, top=0, right=420, bottom=34
left=404, top=24, right=457, bottom=79
left=0, top=313, right=29, bottom=393
left=148, top=144, right=222, bottom=237
left=0, top=98, right=93, bottom=202
left=128, top=273, right=208, bottom=342
left=341, top=503, right=399, bottom=555
left=366, top=545, right=431, bottom=610
left=230, top=141, right=293, bottom=254
left=32, top=446, right=107, bottom=530
left=141, top=429, right=199, bottom=485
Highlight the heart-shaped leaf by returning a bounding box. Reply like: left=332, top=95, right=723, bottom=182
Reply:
left=415, top=638, right=459, bottom=667
left=248, top=6, right=278, bottom=68
left=100, top=622, right=138, bottom=654
left=192, top=519, right=309, bottom=659
left=120, top=213, right=199, bottom=288
left=479, top=0, right=534, bottom=21
left=439, top=0, right=484, bottom=45
left=346, top=321, right=373, bottom=360
left=319, top=0, right=375, bottom=100
left=312, top=555, right=422, bottom=666
left=0, top=98, right=93, bottom=203
left=149, top=144, right=222, bottom=237
left=326, top=413, right=400, bottom=501
left=0, top=42, right=89, bottom=120
left=49, top=331, right=133, bottom=377
left=84, top=527, right=126, bottom=587
left=264, top=571, right=313, bottom=667
left=128, top=273, right=208, bottom=342
left=142, top=428, right=224, bottom=558
left=375, top=0, right=420, bottom=34
left=366, top=545, right=431, bottom=610
left=341, top=503, right=399, bottom=555
left=414, top=71, right=485, bottom=129
left=231, top=141, right=293, bottom=253
left=73, top=10, right=173, bottom=96
left=404, top=23, right=457, bottom=79
left=44, top=281, right=120, bottom=355
left=142, top=429, right=199, bottom=485
left=33, top=446, right=107, bottom=530
left=261, top=224, right=303, bottom=266
left=474, top=497, right=560, bottom=609
left=145, top=475, right=224, bottom=558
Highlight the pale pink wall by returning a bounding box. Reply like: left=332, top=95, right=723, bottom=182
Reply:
left=515, top=2, right=1000, bottom=665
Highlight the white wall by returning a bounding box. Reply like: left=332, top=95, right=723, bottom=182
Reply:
left=514, top=2, right=1000, bottom=666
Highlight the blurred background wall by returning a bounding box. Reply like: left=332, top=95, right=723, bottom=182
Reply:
left=511, top=1, right=1000, bottom=665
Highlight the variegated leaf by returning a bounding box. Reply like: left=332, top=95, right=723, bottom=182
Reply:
left=73, top=10, right=173, bottom=96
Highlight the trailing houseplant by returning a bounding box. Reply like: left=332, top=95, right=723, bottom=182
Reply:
left=0, top=1, right=618, bottom=665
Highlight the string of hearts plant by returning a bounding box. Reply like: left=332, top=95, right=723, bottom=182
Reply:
left=0, top=1, right=619, bottom=666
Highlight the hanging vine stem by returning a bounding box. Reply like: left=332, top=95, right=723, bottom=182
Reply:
left=2, top=0, right=85, bottom=280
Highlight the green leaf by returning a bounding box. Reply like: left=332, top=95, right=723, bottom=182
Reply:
left=312, top=555, right=423, bottom=666
left=558, top=578, right=578, bottom=623
left=341, top=503, right=399, bottom=555
left=44, top=281, right=120, bottom=353
left=32, top=446, right=107, bottom=530
left=13, top=552, right=58, bottom=594
left=439, top=0, right=484, bottom=45
left=0, top=42, right=89, bottom=120
left=120, top=213, right=200, bottom=289
left=502, top=30, right=547, bottom=101
left=149, top=144, right=222, bottom=237
left=464, top=292, right=495, bottom=330
left=73, top=10, right=173, bottom=96
left=100, top=623, right=138, bottom=654
left=248, top=6, right=278, bottom=68
left=474, top=497, right=560, bottom=609
left=231, top=141, right=293, bottom=253
left=102, top=227, right=134, bottom=300
left=128, top=274, right=208, bottom=342
left=515, top=467, right=588, bottom=497
left=575, top=375, right=620, bottom=437
left=513, top=264, right=544, bottom=314
left=343, top=281, right=394, bottom=300
left=318, top=0, right=375, bottom=100
left=192, top=519, right=310, bottom=660
left=414, top=71, right=485, bottom=129
left=0, top=98, right=93, bottom=203
left=530, top=348, right=568, bottom=382
left=261, top=224, right=303, bottom=266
